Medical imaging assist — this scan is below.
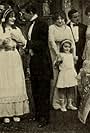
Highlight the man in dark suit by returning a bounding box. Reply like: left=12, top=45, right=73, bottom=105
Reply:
left=68, top=9, right=87, bottom=74
left=25, top=4, right=53, bottom=128
left=68, top=9, right=87, bottom=107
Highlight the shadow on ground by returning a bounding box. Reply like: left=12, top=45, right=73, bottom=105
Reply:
left=0, top=110, right=90, bottom=133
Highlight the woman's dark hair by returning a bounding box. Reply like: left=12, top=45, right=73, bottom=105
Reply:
left=85, top=6, right=90, bottom=16
left=68, top=9, right=78, bottom=19
left=2, top=10, right=16, bottom=33
left=52, top=10, right=67, bottom=23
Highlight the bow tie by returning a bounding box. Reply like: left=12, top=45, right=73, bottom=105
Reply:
left=73, top=23, right=78, bottom=26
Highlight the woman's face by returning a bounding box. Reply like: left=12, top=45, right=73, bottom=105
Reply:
left=55, top=16, right=65, bottom=27
left=8, top=12, right=16, bottom=25
left=0, top=5, right=5, bottom=19
left=63, top=43, right=71, bottom=53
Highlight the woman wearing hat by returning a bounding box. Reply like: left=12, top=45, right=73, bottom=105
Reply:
left=49, top=10, right=77, bottom=110
left=0, top=7, right=29, bottom=123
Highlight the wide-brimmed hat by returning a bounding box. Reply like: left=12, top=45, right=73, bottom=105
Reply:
left=60, top=39, right=72, bottom=47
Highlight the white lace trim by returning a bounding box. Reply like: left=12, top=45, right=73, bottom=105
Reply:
left=0, top=95, right=28, bottom=103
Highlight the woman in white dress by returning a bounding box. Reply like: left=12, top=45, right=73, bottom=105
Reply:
left=0, top=7, right=29, bottom=123
left=49, top=10, right=77, bottom=109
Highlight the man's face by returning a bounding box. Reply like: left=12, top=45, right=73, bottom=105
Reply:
left=71, top=12, right=79, bottom=24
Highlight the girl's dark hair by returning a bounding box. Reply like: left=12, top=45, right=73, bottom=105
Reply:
left=85, top=6, right=90, bottom=16
left=2, top=10, right=16, bottom=33
left=52, top=10, right=67, bottom=23
left=60, top=41, right=73, bottom=53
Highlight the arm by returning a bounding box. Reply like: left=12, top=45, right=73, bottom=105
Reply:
left=11, top=27, right=27, bottom=48
left=49, top=25, right=59, bottom=56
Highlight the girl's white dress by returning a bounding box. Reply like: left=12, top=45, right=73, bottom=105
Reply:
left=56, top=53, right=77, bottom=88
left=0, top=25, right=29, bottom=117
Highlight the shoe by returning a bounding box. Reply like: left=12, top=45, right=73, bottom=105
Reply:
left=60, top=106, right=67, bottom=112
left=13, top=117, right=20, bottom=122
left=29, top=117, right=36, bottom=121
left=38, top=121, right=49, bottom=128
left=67, top=99, right=77, bottom=110
left=67, top=105, right=77, bottom=110
left=4, top=118, right=10, bottom=123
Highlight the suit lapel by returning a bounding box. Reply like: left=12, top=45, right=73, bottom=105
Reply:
left=68, top=22, right=76, bottom=42
left=31, top=18, right=39, bottom=39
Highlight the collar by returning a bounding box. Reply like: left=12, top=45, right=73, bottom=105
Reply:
left=70, top=22, right=75, bottom=26
left=70, top=22, right=79, bottom=27
left=30, top=14, right=38, bottom=22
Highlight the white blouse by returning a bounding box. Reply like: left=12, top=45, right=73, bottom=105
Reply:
left=49, top=24, right=76, bottom=56
left=0, top=25, right=27, bottom=49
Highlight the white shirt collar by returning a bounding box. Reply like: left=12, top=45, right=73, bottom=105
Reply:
left=70, top=22, right=79, bottom=27
left=30, top=14, right=38, bottom=21
left=70, top=22, right=75, bottom=26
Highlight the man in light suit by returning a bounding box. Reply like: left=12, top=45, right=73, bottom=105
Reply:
left=25, top=3, right=53, bottom=128
left=68, top=9, right=87, bottom=74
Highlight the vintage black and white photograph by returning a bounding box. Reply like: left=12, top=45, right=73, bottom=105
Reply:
left=0, top=0, right=90, bottom=132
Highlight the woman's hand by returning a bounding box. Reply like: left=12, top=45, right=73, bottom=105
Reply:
left=3, top=38, right=10, bottom=44
left=74, top=56, right=78, bottom=64
left=11, top=33, right=18, bottom=41
left=19, top=47, right=25, bottom=56
left=0, top=39, right=3, bottom=45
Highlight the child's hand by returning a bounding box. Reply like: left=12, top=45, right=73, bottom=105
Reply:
left=57, top=54, right=63, bottom=62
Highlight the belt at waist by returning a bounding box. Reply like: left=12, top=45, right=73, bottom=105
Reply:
left=0, top=46, right=15, bottom=51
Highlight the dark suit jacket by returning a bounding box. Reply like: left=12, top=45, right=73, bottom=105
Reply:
left=26, top=17, right=53, bottom=80
left=67, top=22, right=87, bottom=73
left=67, top=22, right=87, bottom=58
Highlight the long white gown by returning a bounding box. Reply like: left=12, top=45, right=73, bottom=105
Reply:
left=0, top=25, right=29, bottom=117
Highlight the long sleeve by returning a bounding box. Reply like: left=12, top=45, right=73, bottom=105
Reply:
left=49, top=25, right=59, bottom=55
left=11, top=27, right=27, bottom=48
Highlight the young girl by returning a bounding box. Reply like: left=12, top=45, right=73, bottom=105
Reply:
left=53, top=39, right=78, bottom=112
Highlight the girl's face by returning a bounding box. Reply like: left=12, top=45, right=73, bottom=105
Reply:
left=8, top=12, right=16, bottom=25
left=63, top=43, right=71, bottom=53
left=55, top=16, right=65, bottom=27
